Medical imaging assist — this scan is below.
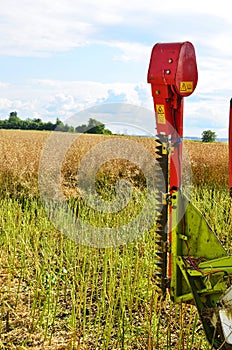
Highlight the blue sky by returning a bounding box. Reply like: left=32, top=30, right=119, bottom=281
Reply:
left=0, top=0, right=232, bottom=137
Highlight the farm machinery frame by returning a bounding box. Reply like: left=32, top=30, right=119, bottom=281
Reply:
left=147, top=41, right=232, bottom=349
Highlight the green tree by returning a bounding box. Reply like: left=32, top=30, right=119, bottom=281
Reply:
left=75, top=118, right=112, bottom=134
left=8, top=111, right=22, bottom=129
left=9, top=111, right=18, bottom=120
left=201, top=130, right=216, bottom=143
left=0, top=113, right=112, bottom=134
left=86, top=118, right=112, bottom=135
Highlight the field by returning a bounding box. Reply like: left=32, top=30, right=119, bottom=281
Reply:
left=0, top=129, right=231, bottom=349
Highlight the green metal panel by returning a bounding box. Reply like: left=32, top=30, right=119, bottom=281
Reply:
left=183, top=195, right=227, bottom=259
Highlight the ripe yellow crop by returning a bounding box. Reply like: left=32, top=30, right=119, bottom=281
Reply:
left=184, top=140, right=228, bottom=188
left=0, top=129, right=229, bottom=199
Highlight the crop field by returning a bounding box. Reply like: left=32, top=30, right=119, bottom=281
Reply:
left=0, top=129, right=231, bottom=349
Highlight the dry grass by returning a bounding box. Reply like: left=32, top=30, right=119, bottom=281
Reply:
left=0, top=130, right=229, bottom=197
left=0, top=130, right=159, bottom=199
left=184, top=140, right=229, bottom=188
left=0, top=129, right=230, bottom=349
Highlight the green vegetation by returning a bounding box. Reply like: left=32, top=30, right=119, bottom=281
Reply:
left=2, top=189, right=228, bottom=349
left=0, top=130, right=231, bottom=349
left=0, top=112, right=112, bottom=135
left=201, top=129, right=216, bottom=142
left=75, top=118, right=112, bottom=135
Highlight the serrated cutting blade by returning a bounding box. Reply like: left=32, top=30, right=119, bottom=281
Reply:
left=154, top=135, right=169, bottom=295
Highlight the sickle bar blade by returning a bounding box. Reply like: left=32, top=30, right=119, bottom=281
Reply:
left=154, top=135, right=169, bottom=295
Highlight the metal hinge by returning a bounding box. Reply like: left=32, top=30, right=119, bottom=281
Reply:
left=162, top=192, right=172, bottom=205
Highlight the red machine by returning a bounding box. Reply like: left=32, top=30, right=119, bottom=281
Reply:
left=148, top=41, right=198, bottom=189
left=148, top=42, right=232, bottom=349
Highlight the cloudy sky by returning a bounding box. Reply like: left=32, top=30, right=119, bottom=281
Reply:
left=0, top=0, right=232, bottom=137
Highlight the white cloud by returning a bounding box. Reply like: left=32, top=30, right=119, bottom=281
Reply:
left=1, top=0, right=232, bottom=56
left=0, top=79, right=152, bottom=122
left=0, top=1, right=93, bottom=56
left=36, top=79, right=149, bottom=105
left=184, top=94, right=230, bottom=138
left=0, top=0, right=231, bottom=137
left=0, top=98, right=14, bottom=110
left=0, top=97, right=37, bottom=115
left=0, top=74, right=230, bottom=137
left=196, top=58, right=232, bottom=96
left=0, top=76, right=230, bottom=138
left=104, top=41, right=151, bottom=63
left=0, top=82, right=9, bottom=88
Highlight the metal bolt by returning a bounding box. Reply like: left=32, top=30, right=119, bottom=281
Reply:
left=155, top=90, right=160, bottom=95
left=166, top=70, right=171, bottom=74
left=168, top=58, right=173, bottom=63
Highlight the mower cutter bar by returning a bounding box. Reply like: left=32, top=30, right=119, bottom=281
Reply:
left=148, top=41, right=232, bottom=349
left=154, top=135, right=169, bottom=295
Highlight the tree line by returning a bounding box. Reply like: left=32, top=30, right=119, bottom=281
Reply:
left=0, top=112, right=112, bottom=135
left=1, top=112, right=216, bottom=140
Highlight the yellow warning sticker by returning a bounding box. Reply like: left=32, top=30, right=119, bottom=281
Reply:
left=180, top=81, right=193, bottom=93
left=156, top=104, right=166, bottom=124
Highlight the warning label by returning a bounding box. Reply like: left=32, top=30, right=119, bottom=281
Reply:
left=156, top=104, right=166, bottom=124
left=180, top=81, right=193, bottom=93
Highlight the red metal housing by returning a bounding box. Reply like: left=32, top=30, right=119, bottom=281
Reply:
left=148, top=41, right=198, bottom=190
left=147, top=41, right=198, bottom=136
